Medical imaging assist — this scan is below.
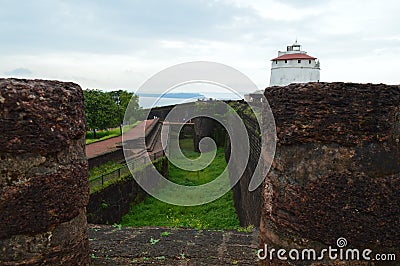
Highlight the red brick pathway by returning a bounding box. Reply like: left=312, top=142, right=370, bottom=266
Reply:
left=86, top=120, right=156, bottom=159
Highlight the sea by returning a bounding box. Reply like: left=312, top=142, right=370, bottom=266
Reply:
left=138, top=92, right=245, bottom=109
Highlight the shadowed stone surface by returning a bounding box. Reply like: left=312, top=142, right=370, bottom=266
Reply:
left=193, top=116, right=216, bottom=153
left=260, top=82, right=400, bottom=265
left=225, top=101, right=263, bottom=227
left=88, top=225, right=259, bottom=265
left=0, top=78, right=89, bottom=265
left=87, top=157, right=168, bottom=225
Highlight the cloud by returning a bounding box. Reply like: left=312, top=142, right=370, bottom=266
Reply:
left=0, top=0, right=244, bottom=54
left=1, top=0, right=400, bottom=91
left=4, top=68, right=33, bottom=77
left=222, top=0, right=325, bottom=22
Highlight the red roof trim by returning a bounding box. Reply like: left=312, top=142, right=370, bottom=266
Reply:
left=272, top=53, right=317, bottom=61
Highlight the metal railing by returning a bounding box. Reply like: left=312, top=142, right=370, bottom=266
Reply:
left=89, top=150, right=165, bottom=192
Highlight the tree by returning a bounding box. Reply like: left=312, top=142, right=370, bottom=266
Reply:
left=109, top=90, right=137, bottom=134
left=83, top=89, right=117, bottom=138
left=84, top=89, right=141, bottom=138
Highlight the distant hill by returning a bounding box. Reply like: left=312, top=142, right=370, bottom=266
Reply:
left=138, top=92, right=205, bottom=99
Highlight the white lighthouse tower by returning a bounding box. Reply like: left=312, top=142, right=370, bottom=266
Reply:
left=269, top=41, right=320, bottom=86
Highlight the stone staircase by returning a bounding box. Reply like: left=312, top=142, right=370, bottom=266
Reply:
left=145, top=122, right=162, bottom=153
left=122, top=118, right=162, bottom=159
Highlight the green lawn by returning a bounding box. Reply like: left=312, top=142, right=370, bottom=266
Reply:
left=121, top=139, right=240, bottom=230
left=86, top=121, right=140, bottom=145
left=88, top=161, right=124, bottom=181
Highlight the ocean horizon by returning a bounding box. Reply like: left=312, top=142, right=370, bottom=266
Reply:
left=138, top=91, right=245, bottom=109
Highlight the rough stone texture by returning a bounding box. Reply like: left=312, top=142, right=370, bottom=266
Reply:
left=260, top=82, right=400, bottom=265
left=0, top=210, right=88, bottom=265
left=264, top=82, right=400, bottom=146
left=88, top=225, right=259, bottom=265
left=226, top=101, right=263, bottom=227
left=0, top=79, right=89, bottom=265
left=0, top=79, right=85, bottom=154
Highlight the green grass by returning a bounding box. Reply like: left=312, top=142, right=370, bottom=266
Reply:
left=121, top=139, right=240, bottom=229
left=89, top=161, right=125, bottom=194
left=168, top=149, right=225, bottom=186
left=178, top=137, right=198, bottom=156
left=88, top=161, right=124, bottom=181
left=86, top=121, right=141, bottom=145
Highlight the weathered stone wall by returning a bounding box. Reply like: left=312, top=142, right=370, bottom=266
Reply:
left=193, top=116, right=226, bottom=152
left=260, top=82, right=400, bottom=265
left=225, top=101, right=263, bottom=227
left=0, top=79, right=89, bottom=265
left=87, top=156, right=168, bottom=224
left=147, top=106, right=172, bottom=120
left=147, top=102, right=196, bottom=120
left=179, top=123, right=194, bottom=139
left=193, top=116, right=217, bottom=152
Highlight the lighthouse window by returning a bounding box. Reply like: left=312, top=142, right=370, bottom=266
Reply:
left=275, top=61, right=277, bottom=64
left=285, top=60, right=287, bottom=63
left=298, top=60, right=301, bottom=63
left=309, top=60, right=311, bottom=64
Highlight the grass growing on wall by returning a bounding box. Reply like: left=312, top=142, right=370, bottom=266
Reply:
left=121, top=139, right=240, bottom=229
left=88, top=161, right=124, bottom=180
left=88, top=157, right=167, bottom=194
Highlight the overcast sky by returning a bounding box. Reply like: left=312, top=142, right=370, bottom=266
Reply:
left=1, top=0, right=400, bottom=93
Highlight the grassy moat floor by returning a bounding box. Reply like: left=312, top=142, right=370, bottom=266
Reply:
left=89, top=139, right=257, bottom=265
left=120, top=139, right=240, bottom=230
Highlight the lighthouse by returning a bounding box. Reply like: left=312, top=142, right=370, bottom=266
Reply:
left=269, top=41, right=320, bottom=86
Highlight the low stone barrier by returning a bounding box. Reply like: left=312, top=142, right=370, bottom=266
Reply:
left=260, top=82, right=400, bottom=265
left=0, top=79, right=89, bottom=265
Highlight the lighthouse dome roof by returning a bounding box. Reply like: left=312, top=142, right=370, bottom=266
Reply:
left=271, top=53, right=317, bottom=61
